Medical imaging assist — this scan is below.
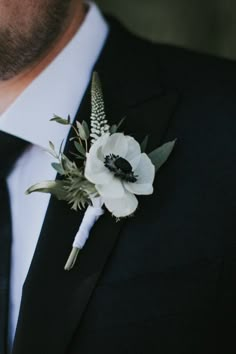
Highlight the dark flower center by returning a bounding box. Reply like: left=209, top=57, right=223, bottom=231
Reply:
left=104, top=154, right=138, bottom=183
left=115, top=157, right=132, bottom=173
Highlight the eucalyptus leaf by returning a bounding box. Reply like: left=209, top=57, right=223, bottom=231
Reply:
left=69, top=151, right=86, bottom=161
left=49, top=141, right=55, bottom=151
left=74, top=141, right=86, bottom=156
left=59, top=139, right=65, bottom=155
left=25, top=180, right=67, bottom=200
left=116, top=116, right=126, bottom=130
left=76, top=121, right=88, bottom=141
left=51, top=162, right=65, bottom=175
left=50, top=115, right=70, bottom=125
left=149, top=139, right=177, bottom=172
left=45, top=147, right=58, bottom=159
left=110, top=124, right=118, bottom=134
left=110, top=117, right=126, bottom=134
left=141, top=135, right=149, bottom=153
left=61, top=154, right=75, bottom=171
left=69, top=137, right=77, bottom=142
left=82, top=121, right=90, bottom=139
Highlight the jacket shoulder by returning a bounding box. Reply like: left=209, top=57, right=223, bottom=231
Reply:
left=107, top=16, right=236, bottom=91
left=153, top=43, right=236, bottom=91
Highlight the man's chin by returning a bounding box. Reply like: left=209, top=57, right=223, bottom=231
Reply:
left=0, top=0, right=73, bottom=80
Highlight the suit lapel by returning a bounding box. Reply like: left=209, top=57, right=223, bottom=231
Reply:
left=12, top=18, right=180, bottom=354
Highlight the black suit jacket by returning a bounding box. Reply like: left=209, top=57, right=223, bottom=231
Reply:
left=12, top=17, right=236, bottom=354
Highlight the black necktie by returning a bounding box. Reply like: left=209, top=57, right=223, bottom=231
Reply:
left=0, top=132, right=29, bottom=354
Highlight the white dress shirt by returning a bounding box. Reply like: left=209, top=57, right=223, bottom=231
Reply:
left=0, top=2, right=108, bottom=347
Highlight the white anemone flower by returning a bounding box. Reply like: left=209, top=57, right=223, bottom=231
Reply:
left=84, top=133, right=155, bottom=218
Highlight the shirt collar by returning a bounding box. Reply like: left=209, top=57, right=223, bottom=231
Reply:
left=0, top=2, right=109, bottom=151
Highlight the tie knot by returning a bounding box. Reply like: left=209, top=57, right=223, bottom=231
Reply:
left=0, top=131, right=29, bottom=178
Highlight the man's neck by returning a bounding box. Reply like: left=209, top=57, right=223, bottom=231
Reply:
left=0, top=2, right=86, bottom=115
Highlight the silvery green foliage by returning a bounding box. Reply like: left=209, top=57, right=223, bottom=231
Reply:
left=26, top=149, right=97, bottom=210
left=90, top=72, right=110, bottom=144
left=148, top=139, right=177, bottom=172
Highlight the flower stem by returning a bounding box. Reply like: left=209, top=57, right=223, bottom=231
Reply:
left=64, top=247, right=80, bottom=271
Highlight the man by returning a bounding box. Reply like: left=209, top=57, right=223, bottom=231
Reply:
left=0, top=0, right=235, bottom=353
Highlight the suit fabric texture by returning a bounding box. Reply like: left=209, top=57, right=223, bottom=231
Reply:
left=11, top=16, right=236, bottom=354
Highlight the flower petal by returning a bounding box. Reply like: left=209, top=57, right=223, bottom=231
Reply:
left=102, top=133, right=128, bottom=158
left=104, top=192, right=138, bottom=217
left=96, top=177, right=125, bottom=199
left=125, top=136, right=141, bottom=162
left=124, top=153, right=155, bottom=195
left=129, top=154, right=141, bottom=171
left=85, top=157, right=112, bottom=185
left=134, top=153, right=155, bottom=184
left=85, top=134, right=112, bottom=185
left=124, top=181, right=154, bottom=195
left=88, top=133, right=110, bottom=160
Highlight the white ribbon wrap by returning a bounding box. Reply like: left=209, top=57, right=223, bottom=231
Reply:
left=72, top=197, right=104, bottom=249
left=64, top=197, right=104, bottom=271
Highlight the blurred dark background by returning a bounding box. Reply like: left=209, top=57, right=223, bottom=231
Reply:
left=97, top=0, right=236, bottom=59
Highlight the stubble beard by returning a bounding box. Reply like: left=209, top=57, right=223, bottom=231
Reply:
left=0, top=0, right=72, bottom=80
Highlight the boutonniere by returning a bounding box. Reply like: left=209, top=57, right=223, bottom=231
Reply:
left=26, top=72, right=176, bottom=271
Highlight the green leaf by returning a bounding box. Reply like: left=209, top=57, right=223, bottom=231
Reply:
left=59, top=139, right=64, bottom=155
left=74, top=141, right=86, bottom=156
left=110, top=117, right=126, bottom=134
left=76, top=121, right=89, bottom=140
left=50, top=115, right=70, bottom=125
left=70, top=151, right=86, bottom=161
left=82, top=121, right=90, bottom=139
left=49, top=141, right=55, bottom=151
left=45, top=142, right=58, bottom=158
left=141, top=135, right=149, bottom=152
left=116, top=116, right=126, bottom=130
left=61, top=154, right=75, bottom=171
left=51, top=162, right=65, bottom=175
left=110, top=124, right=118, bottom=134
left=149, top=139, right=177, bottom=172
left=25, top=180, right=67, bottom=200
